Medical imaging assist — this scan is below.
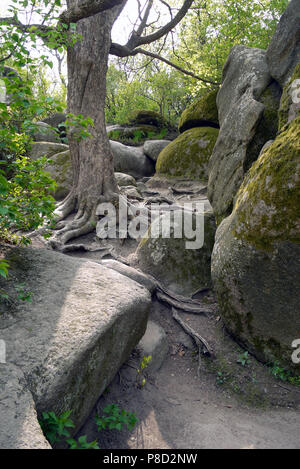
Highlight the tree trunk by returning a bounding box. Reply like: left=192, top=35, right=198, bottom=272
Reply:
left=52, top=1, right=123, bottom=245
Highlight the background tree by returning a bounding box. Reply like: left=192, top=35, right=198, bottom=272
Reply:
left=105, top=59, right=192, bottom=126
left=1, top=0, right=197, bottom=245
left=0, top=0, right=289, bottom=247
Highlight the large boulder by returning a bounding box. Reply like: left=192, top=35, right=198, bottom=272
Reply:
left=27, top=143, right=72, bottom=200
left=178, top=89, right=219, bottom=133
left=108, top=125, right=158, bottom=142
left=217, top=46, right=271, bottom=124
left=156, top=127, right=219, bottom=180
left=129, top=110, right=164, bottom=128
left=110, top=140, right=155, bottom=178
left=266, top=0, right=300, bottom=87
left=31, top=121, right=61, bottom=143
left=28, top=141, right=69, bottom=160
left=211, top=118, right=300, bottom=370
left=44, top=149, right=73, bottom=200
left=0, top=364, right=51, bottom=449
left=29, top=141, right=155, bottom=199
left=114, top=172, right=137, bottom=187
left=143, top=140, right=171, bottom=162
left=208, top=45, right=273, bottom=222
left=0, top=247, right=150, bottom=448
left=136, top=210, right=216, bottom=296
left=43, top=113, right=67, bottom=141
left=43, top=112, right=66, bottom=129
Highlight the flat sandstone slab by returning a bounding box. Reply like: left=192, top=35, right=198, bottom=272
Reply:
left=0, top=248, right=151, bottom=449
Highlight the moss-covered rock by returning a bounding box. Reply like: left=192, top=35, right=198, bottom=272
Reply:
left=234, top=117, right=300, bottom=249
left=114, top=172, right=137, bottom=187
left=28, top=143, right=72, bottom=200
left=137, top=211, right=216, bottom=295
left=108, top=125, right=158, bottom=143
left=45, top=150, right=72, bottom=200
left=178, top=89, right=219, bottom=133
left=156, top=127, right=219, bottom=180
left=212, top=118, right=300, bottom=371
left=128, top=110, right=164, bottom=128
left=278, top=63, right=300, bottom=131
left=208, top=46, right=272, bottom=223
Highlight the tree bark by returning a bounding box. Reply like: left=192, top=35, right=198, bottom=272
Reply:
left=53, top=1, right=124, bottom=245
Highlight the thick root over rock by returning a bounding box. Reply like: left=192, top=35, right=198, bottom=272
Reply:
left=49, top=190, right=120, bottom=250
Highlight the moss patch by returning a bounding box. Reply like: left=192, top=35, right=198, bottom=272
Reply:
left=156, top=127, right=219, bottom=180
left=233, top=117, right=300, bottom=250
left=137, top=211, right=216, bottom=296
left=178, top=89, right=219, bottom=133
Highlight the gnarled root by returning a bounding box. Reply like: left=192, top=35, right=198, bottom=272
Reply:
left=50, top=213, right=95, bottom=249
left=49, top=189, right=121, bottom=250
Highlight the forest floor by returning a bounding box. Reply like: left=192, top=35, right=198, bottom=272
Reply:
left=45, top=177, right=300, bottom=449
left=75, top=297, right=300, bottom=450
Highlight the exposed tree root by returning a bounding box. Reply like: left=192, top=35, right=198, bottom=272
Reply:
left=60, top=244, right=111, bottom=254
left=53, top=192, right=77, bottom=223
left=156, top=290, right=214, bottom=315
left=169, top=185, right=207, bottom=196
left=50, top=204, right=95, bottom=249
left=172, top=307, right=214, bottom=378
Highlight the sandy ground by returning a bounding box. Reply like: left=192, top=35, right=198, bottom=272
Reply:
left=76, top=297, right=300, bottom=450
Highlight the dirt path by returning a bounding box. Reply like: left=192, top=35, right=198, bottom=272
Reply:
left=60, top=176, right=300, bottom=450
left=76, top=298, right=300, bottom=449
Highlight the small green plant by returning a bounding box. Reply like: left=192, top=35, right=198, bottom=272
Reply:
left=15, top=283, right=33, bottom=302
left=108, top=129, right=121, bottom=141
left=66, top=435, right=99, bottom=450
left=64, top=113, right=94, bottom=142
left=136, top=355, right=152, bottom=388
left=0, top=260, right=9, bottom=278
left=156, top=128, right=168, bottom=139
left=39, top=410, right=75, bottom=445
left=270, top=362, right=300, bottom=386
left=39, top=404, right=138, bottom=449
left=132, top=129, right=144, bottom=143
left=0, top=289, right=9, bottom=302
left=216, top=371, right=226, bottom=385
left=252, top=373, right=258, bottom=384
left=237, top=351, right=250, bottom=367
left=95, top=404, right=138, bottom=432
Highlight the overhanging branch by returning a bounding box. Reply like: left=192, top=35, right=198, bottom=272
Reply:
left=60, top=0, right=126, bottom=25
left=110, top=43, right=220, bottom=85
left=126, top=0, right=193, bottom=49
